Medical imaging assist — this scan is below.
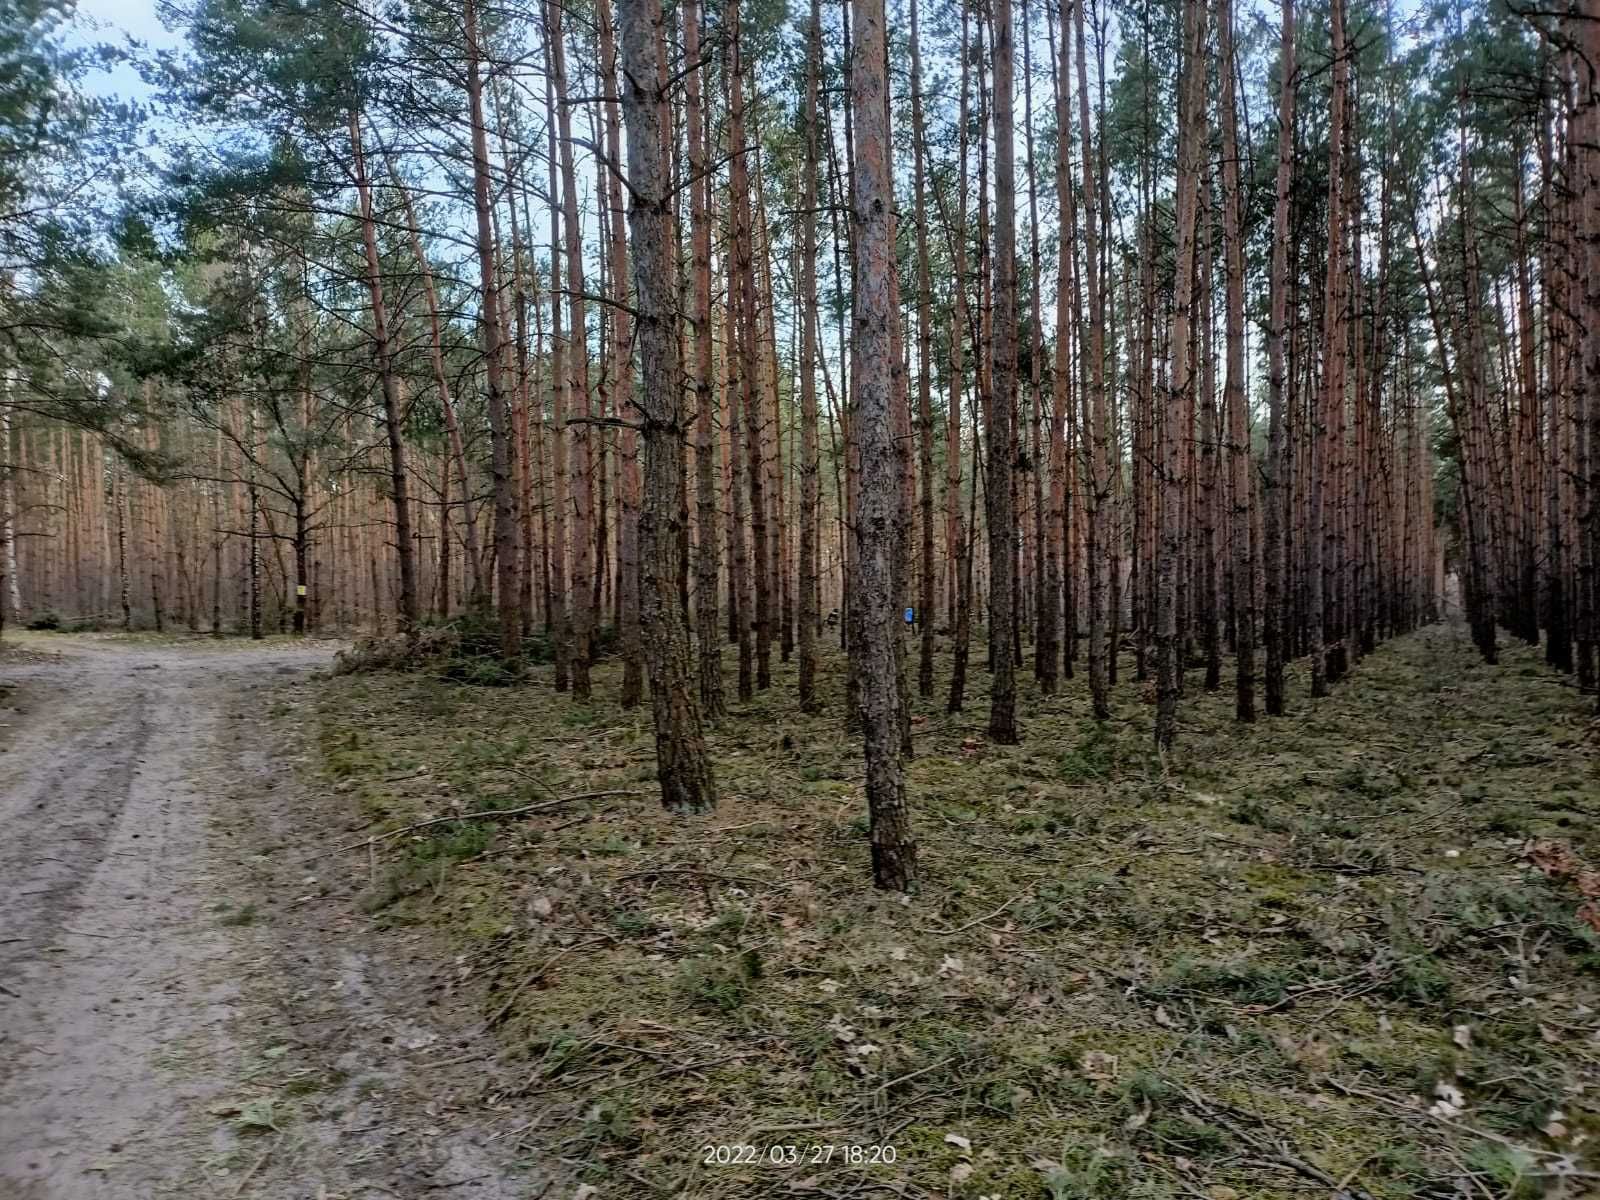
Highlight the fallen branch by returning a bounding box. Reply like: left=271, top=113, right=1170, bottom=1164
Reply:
left=1179, top=1085, right=1366, bottom=1197
left=614, top=867, right=777, bottom=887
left=306, top=791, right=643, bottom=862
left=915, top=894, right=1022, bottom=935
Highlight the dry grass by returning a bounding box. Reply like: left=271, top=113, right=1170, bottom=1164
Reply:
left=299, top=624, right=1600, bottom=1199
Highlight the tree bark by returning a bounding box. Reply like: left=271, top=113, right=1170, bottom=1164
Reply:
left=1219, top=0, right=1255, bottom=721
left=386, top=153, right=487, bottom=613
left=1155, top=0, right=1207, bottom=750
left=682, top=0, right=724, bottom=719
left=547, top=0, right=594, bottom=697
left=798, top=0, right=824, bottom=713
left=987, top=0, right=1020, bottom=745
left=616, top=0, right=717, bottom=812
left=460, top=5, right=521, bottom=662
left=347, top=108, right=419, bottom=637
left=850, top=0, right=917, bottom=889
left=1074, top=0, right=1110, bottom=720
left=910, top=0, right=936, bottom=701
left=1263, top=0, right=1295, bottom=717
left=729, top=0, right=770, bottom=692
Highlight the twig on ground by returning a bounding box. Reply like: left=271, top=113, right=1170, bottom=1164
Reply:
left=915, top=894, right=1022, bottom=935
left=305, top=792, right=643, bottom=862
left=1179, top=1085, right=1359, bottom=1196
left=615, top=867, right=778, bottom=887
left=483, top=935, right=616, bottom=1030
left=230, top=1135, right=279, bottom=1197
left=1327, top=1078, right=1573, bottom=1160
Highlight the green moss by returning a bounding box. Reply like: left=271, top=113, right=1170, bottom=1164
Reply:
left=675, top=955, right=758, bottom=1013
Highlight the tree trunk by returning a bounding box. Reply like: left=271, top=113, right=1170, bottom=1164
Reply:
left=547, top=0, right=594, bottom=697
left=1155, top=0, right=1207, bottom=750
left=1310, top=0, right=1349, bottom=696
left=726, top=227, right=754, bottom=701
left=347, top=109, right=419, bottom=637
left=543, top=60, right=570, bottom=689
left=798, top=0, right=823, bottom=713
left=910, top=0, right=936, bottom=702
left=681, top=0, right=724, bottom=719
left=945, top=1, right=973, bottom=715
left=386, top=153, right=488, bottom=612
left=616, top=0, right=717, bottom=812
left=1, top=383, right=21, bottom=628
left=1219, top=0, right=1254, bottom=721
left=729, top=0, right=770, bottom=692
left=850, top=0, right=916, bottom=889
left=987, top=0, right=1020, bottom=745
left=1074, top=0, right=1110, bottom=720
left=1263, top=0, right=1295, bottom=717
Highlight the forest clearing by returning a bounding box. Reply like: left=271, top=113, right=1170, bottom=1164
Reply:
left=5, top=0, right=1600, bottom=1193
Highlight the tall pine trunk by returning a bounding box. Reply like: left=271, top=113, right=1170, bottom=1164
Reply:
left=615, top=0, right=717, bottom=812
left=850, top=0, right=917, bottom=889
left=797, top=0, right=823, bottom=712
left=910, top=0, right=936, bottom=701
left=347, top=109, right=419, bottom=637
left=683, top=0, right=724, bottom=718
left=1219, top=0, right=1254, bottom=720
left=987, top=0, right=1020, bottom=745
left=1263, top=0, right=1295, bottom=717
left=1155, top=0, right=1207, bottom=750
left=1075, top=0, right=1110, bottom=720
left=548, top=0, right=594, bottom=697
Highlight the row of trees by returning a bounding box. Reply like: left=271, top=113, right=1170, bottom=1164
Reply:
left=5, top=0, right=1598, bottom=887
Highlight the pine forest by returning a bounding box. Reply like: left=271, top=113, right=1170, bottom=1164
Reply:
left=2, top=0, right=1599, bottom=1196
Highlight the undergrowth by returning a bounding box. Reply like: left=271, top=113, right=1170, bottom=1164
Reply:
left=296, top=625, right=1600, bottom=1198
left=334, top=613, right=620, bottom=686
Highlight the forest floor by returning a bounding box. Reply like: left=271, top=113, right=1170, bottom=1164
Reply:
left=0, top=632, right=554, bottom=1200
left=4, top=627, right=1594, bottom=1200
left=300, top=623, right=1600, bottom=1200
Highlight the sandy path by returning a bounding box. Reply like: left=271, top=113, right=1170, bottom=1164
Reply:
left=0, top=637, right=548, bottom=1200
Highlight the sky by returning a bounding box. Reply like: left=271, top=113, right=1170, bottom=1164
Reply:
left=70, top=0, right=182, bottom=104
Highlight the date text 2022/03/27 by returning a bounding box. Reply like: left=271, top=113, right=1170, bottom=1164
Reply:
left=701, top=1144, right=899, bottom=1167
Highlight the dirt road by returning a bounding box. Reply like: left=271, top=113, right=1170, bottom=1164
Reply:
left=0, top=636, right=545, bottom=1200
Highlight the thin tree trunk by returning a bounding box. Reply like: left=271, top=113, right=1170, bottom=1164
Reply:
left=1310, top=0, right=1349, bottom=696
left=945, top=1, right=973, bottom=714
left=1263, top=0, right=1295, bottom=717
left=1, top=382, right=20, bottom=627
left=461, top=1, right=521, bottom=659
left=548, top=0, right=593, bottom=697
left=386, top=153, right=487, bottom=612
left=1219, top=0, right=1254, bottom=720
left=729, top=0, right=770, bottom=692
left=1074, top=0, right=1110, bottom=720
left=797, top=0, right=823, bottom=713
left=681, top=0, right=724, bottom=718
left=910, top=0, right=937, bottom=701
left=347, top=109, right=419, bottom=637
left=987, top=0, right=1020, bottom=745
left=1155, top=0, right=1208, bottom=750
